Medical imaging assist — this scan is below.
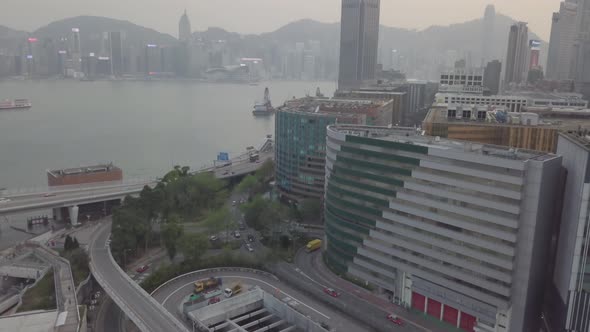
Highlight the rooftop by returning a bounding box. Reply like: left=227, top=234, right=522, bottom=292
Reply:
left=278, top=96, right=389, bottom=117
left=424, top=105, right=590, bottom=130
left=559, top=130, right=590, bottom=151
left=328, top=124, right=551, bottom=161
left=188, top=288, right=320, bottom=332
left=0, top=310, right=58, bottom=332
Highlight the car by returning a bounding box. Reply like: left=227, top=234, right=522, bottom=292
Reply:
left=209, top=235, right=218, bottom=241
left=232, top=200, right=236, bottom=206
left=234, top=231, right=241, bottom=238
left=208, top=297, right=221, bottom=305
left=0, top=198, right=11, bottom=204
left=136, top=265, right=149, bottom=273
left=320, top=322, right=330, bottom=330
left=44, top=193, right=56, bottom=197
left=246, top=244, right=254, bottom=252
left=247, top=234, right=254, bottom=242
left=323, top=287, right=339, bottom=297
left=387, top=314, right=405, bottom=326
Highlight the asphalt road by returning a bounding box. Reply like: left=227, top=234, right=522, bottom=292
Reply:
left=291, top=249, right=452, bottom=332
left=89, top=222, right=188, bottom=332
left=151, top=269, right=367, bottom=332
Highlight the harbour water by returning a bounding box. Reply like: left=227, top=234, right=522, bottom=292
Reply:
left=0, top=79, right=336, bottom=249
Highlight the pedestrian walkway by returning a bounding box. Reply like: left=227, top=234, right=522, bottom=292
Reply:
left=33, top=245, right=79, bottom=332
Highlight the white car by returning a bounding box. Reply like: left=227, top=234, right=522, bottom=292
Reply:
left=246, top=244, right=254, bottom=252
left=0, top=198, right=11, bottom=204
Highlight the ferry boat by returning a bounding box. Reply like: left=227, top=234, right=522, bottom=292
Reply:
left=252, top=87, right=275, bottom=116
left=0, top=99, right=32, bottom=110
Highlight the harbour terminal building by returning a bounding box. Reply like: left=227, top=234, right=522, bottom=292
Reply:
left=324, top=125, right=562, bottom=332
left=274, top=96, right=402, bottom=203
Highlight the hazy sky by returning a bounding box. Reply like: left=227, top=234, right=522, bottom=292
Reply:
left=1, top=0, right=561, bottom=40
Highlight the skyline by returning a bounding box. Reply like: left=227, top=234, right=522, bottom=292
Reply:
left=0, top=0, right=560, bottom=40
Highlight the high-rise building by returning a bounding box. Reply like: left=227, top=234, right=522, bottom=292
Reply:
left=324, top=124, right=563, bottom=332
left=70, top=28, right=81, bottom=72
left=546, top=1, right=578, bottom=80
left=144, top=44, right=161, bottom=74
left=529, top=40, right=541, bottom=69
left=484, top=60, right=502, bottom=95
left=274, top=97, right=398, bottom=203
left=543, top=132, right=590, bottom=332
left=574, top=0, right=590, bottom=100
left=179, top=10, right=192, bottom=42
left=338, top=0, right=380, bottom=90
left=504, top=22, right=529, bottom=86
left=481, top=5, right=496, bottom=65
left=109, top=32, right=123, bottom=76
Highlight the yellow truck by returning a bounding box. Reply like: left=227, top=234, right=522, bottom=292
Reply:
left=194, top=277, right=222, bottom=293
left=306, top=239, right=322, bottom=252
left=224, top=283, right=242, bottom=298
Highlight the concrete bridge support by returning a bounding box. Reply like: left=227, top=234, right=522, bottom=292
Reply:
left=68, top=205, right=79, bottom=226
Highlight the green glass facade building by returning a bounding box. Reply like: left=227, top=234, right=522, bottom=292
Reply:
left=275, top=108, right=336, bottom=202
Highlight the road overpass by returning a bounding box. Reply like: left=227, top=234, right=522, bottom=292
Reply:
left=0, top=143, right=274, bottom=218
left=89, top=222, right=189, bottom=332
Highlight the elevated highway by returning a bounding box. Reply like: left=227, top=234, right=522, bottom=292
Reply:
left=89, top=222, right=189, bottom=332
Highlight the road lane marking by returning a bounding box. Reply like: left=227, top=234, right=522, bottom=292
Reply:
left=161, top=275, right=330, bottom=320
left=295, top=268, right=327, bottom=288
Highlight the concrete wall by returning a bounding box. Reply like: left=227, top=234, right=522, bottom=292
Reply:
left=262, top=291, right=325, bottom=332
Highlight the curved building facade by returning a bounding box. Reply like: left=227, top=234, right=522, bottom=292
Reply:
left=275, top=106, right=337, bottom=202
left=275, top=97, right=394, bottom=203
left=324, top=125, right=562, bottom=332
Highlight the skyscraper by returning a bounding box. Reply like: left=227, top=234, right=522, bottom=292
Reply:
left=574, top=0, right=590, bottom=99
left=529, top=40, right=541, bottom=69
left=338, top=0, right=380, bottom=90
left=178, top=10, right=191, bottom=42
left=70, top=28, right=82, bottom=72
left=484, top=60, right=502, bottom=95
left=109, top=32, right=123, bottom=76
left=481, top=5, right=496, bottom=65
left=546, top=1, right=578, bottom=80
left=504, top=22, right=529, bottom=86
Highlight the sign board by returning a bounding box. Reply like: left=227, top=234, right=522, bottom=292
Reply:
left=217, top=152, right=229, bottom=161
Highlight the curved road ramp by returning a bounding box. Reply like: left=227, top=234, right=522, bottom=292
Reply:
left=89, top=222, right=189, bottom=332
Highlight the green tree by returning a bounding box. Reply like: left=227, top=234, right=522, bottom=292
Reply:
left=64, top=235, right=72, bottom=251
left=161, top=216, right=183, bottom=260
left=242, top=196, right=284, bottom=231
left=202, top=207, right=232, bottom=234
left=255, top=159, right=274, bottom=180
left=179, top=233, right=209, bottom=262
left=236, top=175, right=258, bottom=196
left=72, top=237, right=80, bottom=250
left=299, top=198, right=322, bottom=222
